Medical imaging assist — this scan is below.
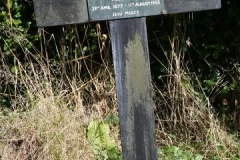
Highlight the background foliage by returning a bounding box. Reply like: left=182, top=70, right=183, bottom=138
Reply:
left=1, top=0, right=240, bottom=159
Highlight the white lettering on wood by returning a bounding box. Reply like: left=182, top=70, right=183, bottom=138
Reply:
left=90, top=0, right=163, bottom=19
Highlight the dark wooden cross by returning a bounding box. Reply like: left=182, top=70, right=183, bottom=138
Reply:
left=33, top=0, right=221, bottom=159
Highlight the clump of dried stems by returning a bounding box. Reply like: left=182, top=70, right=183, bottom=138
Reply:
left=0, top=19, right=239, bottom=159
left=154, top=15, right=239, bottom=158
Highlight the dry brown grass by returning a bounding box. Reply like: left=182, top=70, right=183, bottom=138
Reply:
left=0, top=20, right=240, bottom=159
left=0, top=23, right=120, bottom=159
left=0, top=96, right=94, bottom=159
left=153, top=15, right=240, bottom=159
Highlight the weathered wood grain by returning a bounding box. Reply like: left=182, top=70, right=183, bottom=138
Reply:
left=33, top=0, right=221, bottom=26
left=33, top=0, right=88, bottom=27
left=110, top=18, right=158, bottom=160
left=164, top=0, right=221, bottom=14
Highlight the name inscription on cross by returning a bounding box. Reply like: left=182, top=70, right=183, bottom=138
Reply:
left=88, top=0, right=165, bottom=20
left=33, top=0, right=221, bottom=159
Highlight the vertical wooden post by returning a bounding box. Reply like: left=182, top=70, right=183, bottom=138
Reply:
left=110, top=17, right=158, bottom=160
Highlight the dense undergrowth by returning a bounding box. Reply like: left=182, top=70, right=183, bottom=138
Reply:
left=1, top=0, right=240, bottom=159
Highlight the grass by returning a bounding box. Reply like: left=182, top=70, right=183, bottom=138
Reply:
left=0, top=96, right=94, bottom=159
left=1, top=20, right=240, bottom=159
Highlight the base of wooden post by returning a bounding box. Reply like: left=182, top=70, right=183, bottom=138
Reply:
left=110, top=17, right=158, bottom=160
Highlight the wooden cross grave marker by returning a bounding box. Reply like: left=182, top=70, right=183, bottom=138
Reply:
left=33, top=0, right=221, bottom=159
